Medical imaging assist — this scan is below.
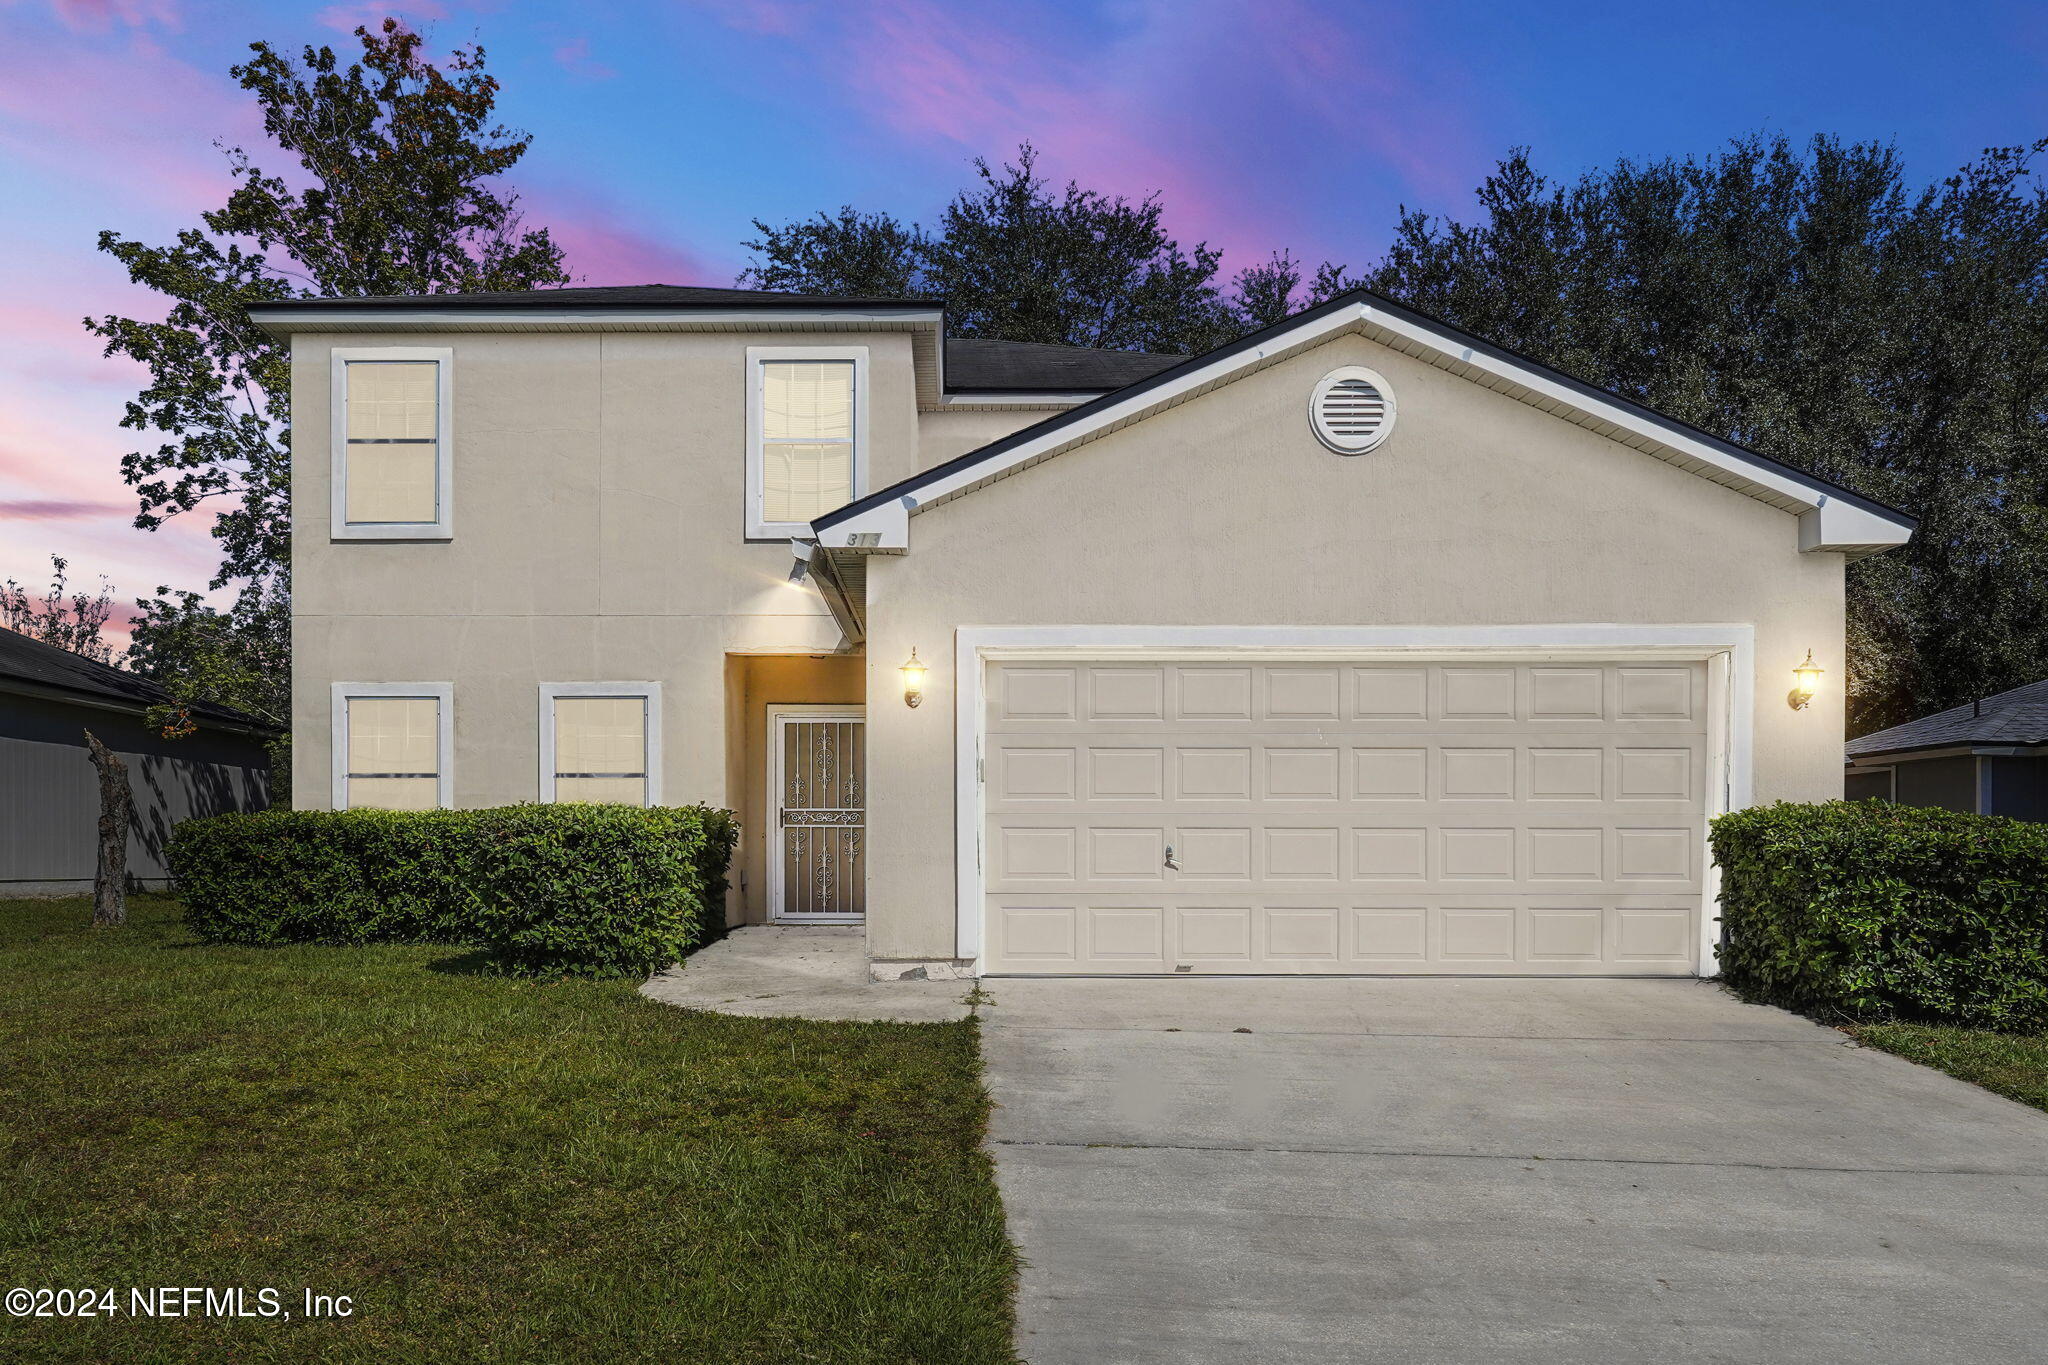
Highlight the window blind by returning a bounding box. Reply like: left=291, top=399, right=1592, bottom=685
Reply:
left=554, top=696, right=649, bottom=806
left=345, top=696, right=439, bottom=810
left=345, top=360, right=440, bottom=523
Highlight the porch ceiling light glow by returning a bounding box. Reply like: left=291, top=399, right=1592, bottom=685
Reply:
left=900, top=648, right=927, bottom=708
left=1789, top=650, right=1823, bottom=710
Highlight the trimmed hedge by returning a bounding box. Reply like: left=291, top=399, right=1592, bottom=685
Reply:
left=1712, top=801, right=2048, bottom=1028
left=169, top=804, right=738, bottom=979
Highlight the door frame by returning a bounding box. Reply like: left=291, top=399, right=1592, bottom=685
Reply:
left=766, top=704, right=867, bottom=924
left=955, top=624, right=1756, bottom=975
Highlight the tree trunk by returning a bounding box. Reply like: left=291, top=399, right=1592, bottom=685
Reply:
left=83, top=730, right=130, bottom=927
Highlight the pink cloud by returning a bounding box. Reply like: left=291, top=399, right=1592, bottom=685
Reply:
left=711, top=0, right=1487, bottom=270
left=0, top=498, right=133, bottom=522
left=553, top=36, right=617, bottom=81
left=316, top=3, right=445, bottom=38
left=42, top=0, right=179, bottom=34
left=693, top=0, right=801, bottom=37
left=528, top=188, right=721, bottom=285
left=0, top=33, right=254, bottom=219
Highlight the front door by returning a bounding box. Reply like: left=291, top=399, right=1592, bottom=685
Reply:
left=769, top=709, right=866, bottom=922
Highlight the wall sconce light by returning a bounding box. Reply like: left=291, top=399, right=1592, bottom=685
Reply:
left=900, top=648, right=927, bottom=708
left=1788, top=650, right=1823, bottom=710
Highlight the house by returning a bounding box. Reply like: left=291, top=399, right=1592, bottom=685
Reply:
left=1845, top=680, right=2048, bottom=820
left=251, top=283, right=1915, bottom=979
left=0, top=626, right=275, bottom=895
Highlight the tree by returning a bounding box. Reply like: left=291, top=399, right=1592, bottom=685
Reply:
left=740, top=144, right=1355, bottom=352
left=82, top=731, right=131, bottom=928
left=1367, top=137, right=2048, bottom=735
left=1, top=555, right=117, bottom=663
left=85, top=21, right=569, bottom=733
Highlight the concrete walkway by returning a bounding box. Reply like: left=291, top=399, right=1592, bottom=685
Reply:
left=978, top=977, right=2048, bottom=1365
left=640, top=926, right=973, bottom=1023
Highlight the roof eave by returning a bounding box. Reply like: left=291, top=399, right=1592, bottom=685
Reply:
left=815, top=292, right=1918, bottom=557
left=1847, top=740, right=2048, bottom=762
left=252, top=303, right=953, bottom=408
left=0, top=676, right=281, bottom=739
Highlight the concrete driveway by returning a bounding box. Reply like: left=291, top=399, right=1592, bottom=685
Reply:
left=979, top=977, right=2048, bottom=1365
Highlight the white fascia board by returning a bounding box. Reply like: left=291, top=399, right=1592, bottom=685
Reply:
left=860, top=298, right=1913, bottom=556
left=937, top=391, right=1099, bottom=409
left=252, top=307, right=946, bottom=336
left=814, top=497, right=911, bottom=550
left=1799, top=498, right=1915, bottom=556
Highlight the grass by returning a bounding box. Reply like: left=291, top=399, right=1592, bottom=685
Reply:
left=1848, top=1021, right=2048, bottom=1115
left=0, top=896, right=1017, bottom=1364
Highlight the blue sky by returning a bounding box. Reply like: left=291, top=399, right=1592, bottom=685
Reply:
left=1, top=0, right=2042, bottom=634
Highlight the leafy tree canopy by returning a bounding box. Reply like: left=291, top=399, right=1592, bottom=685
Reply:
left=86, top=21, right=569, bottom=734
left=1366, top=135, right=2048, bottom=734
left=1, top=556, right=116, bottom=664
left=740, top=145, right=1356, bottom=353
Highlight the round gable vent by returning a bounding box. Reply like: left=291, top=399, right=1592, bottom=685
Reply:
left=1310, top=365, right=1396, bottom=454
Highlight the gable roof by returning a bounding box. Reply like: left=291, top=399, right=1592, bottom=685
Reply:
left=251, top=283, right=929, bottom=313
left=943, top=337, right=1184, bottom=393
left=812, top=287, right=1918, bottom=559
left=247, top=283, right=1180, bottom=405
left=1847, top=679, right=2048, bottom=760
left=0, top=626, right=276, bottom=734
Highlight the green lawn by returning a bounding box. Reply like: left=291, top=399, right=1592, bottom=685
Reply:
left=1849, top=1022, right=2048, bottom=1114
left=0, top=896, right=1017, bottom=1364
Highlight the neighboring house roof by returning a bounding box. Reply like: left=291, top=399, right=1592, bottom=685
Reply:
left=0, top=626, right=276, bottom=735
left=942, top=337, right=1184, bottom=393
left=813, top=286, right=1918, bottom=560
left=1847, top=679, right=2048, bottom=760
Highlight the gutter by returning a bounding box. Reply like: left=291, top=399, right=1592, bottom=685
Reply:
left=0, top=677, right=283, bottom=740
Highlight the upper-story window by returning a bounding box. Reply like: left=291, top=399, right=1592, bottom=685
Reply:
left=747, top=346, right=867, bottom=539
left=331, top=347, right=454, bottom=540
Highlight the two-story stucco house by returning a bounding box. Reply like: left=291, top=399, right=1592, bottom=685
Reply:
left=253, top=284, right=1914, bottom=980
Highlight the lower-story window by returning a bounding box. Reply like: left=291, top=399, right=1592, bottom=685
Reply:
left=332, top=683, right=452, bottom=810
left=541, top=683, right=662, bottom=806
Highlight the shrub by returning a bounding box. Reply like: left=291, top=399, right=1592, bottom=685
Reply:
left=465, top=804, right=738, bottom=979
left=170, top=808, right=485, bottom=946
left=1711, top=801, right=2048, bottom=1028
left=169, top=804, right=737, bottom=978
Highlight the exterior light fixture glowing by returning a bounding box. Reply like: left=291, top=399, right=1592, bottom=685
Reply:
left=900, top=648, right=927, bottom=708
left=1788, top=650, right=1823, bottom=710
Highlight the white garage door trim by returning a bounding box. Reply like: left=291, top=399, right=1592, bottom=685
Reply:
left=954, top=624, right=1754, bottom=975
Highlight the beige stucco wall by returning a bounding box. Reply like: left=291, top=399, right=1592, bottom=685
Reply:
left=291, top=329, right=921, bottom=811
left=861, top=331, right=1848, bottom=960
left=916, top=406, right=1055, bottom=465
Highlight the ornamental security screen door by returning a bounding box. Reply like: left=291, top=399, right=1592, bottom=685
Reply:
left=768, top=708, right=866, bottom=922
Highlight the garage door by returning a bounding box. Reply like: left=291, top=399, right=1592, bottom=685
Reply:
left=983, top=659, right=1709, bottom=975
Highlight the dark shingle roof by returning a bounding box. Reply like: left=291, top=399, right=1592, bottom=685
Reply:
left=943, top=337, right=1185, bottom=393
left=0, top=627, right=274, bottom=733
left=1848, top=679, right=2048, bottom=759
left=246, top=284, right=933, bottom=312
left=248, top=283, right=1186, bottom=393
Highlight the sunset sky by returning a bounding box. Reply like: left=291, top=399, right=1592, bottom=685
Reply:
left=2, top=0, right=2043, bottom=646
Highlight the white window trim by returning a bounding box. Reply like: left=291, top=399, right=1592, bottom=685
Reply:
left=539, top=682, right=663, bottom=806
left=746, top=345, right=869, bottom=540
left=330, top=346, right=455, bottom=541
left=951, top=624, right=1758, bottom=979
left=331, top=682, right=454, bottom=810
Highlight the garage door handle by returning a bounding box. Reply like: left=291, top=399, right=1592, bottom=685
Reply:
left=1164, top=844, right=1179, bottom=871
